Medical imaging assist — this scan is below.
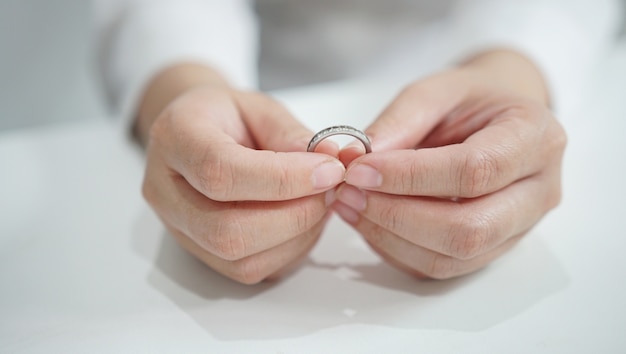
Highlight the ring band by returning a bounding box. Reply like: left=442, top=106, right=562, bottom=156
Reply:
left=307, top=125, right=372, bottom=153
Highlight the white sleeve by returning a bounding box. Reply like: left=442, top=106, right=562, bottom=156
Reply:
left=439, top=0, right=623, bottom=116
left=93, top=0, right=258, bottom=128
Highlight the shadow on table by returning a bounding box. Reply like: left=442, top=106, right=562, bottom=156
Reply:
left=132, top=209, right=569, bottom=341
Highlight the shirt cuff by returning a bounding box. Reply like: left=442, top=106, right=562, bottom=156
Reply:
left=100, top=0, right=258, bottom=134
left=437, top=0, right=622, bottom=117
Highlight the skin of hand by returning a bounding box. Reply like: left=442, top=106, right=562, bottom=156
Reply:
left=334, top=50, right=567, bottom=279
left=137, top=63, right=345, bottom=284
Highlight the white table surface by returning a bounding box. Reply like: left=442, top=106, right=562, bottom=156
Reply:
left=2, top=44, right=626, bottom=353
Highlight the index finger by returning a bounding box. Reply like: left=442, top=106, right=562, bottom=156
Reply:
left=153, top=93, right=345, bottom=202
left=344, top=106, right=564, bottom=198
left=192, top=143, right=345, bottom=202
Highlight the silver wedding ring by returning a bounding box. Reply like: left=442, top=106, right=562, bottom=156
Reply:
left=307, top=125, right=372, bottom=153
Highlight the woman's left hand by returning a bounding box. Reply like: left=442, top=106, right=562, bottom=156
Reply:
left=333, top=50, right=567, bottom=279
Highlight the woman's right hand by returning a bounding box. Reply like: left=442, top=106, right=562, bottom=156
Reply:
left=139, top=65, right=345, bottom=284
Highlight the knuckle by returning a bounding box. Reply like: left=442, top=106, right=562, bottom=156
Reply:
left=378, top=202, right=406, bottom=236
left=551, top=121, right=568, bottom=152
left=403, top=81, right=431, bottom=101
left=274, top=157, right=294, bottom=199
left=547, top=185, right=563, bottom=210
left=458, top=149, right=499, bottom=197
left=361, top=222, right=387, bottom=247
left=288, top=200, right=315, bottom=235
left=425, top=254, right=457, bottom=279
left=446, top=211, right=492, bottom=260
left=230, top=257, right=265, bottom=285
left=141, top=178, right=157, bottom=207
left=544, top=175, right=563, bottom=211
left=392, top=158, right=420, bottom=195
left=147, top=111, right=171, bottom=145
left=200, top=153, right=236, bottom=201
left=198, top=211, right=249, bottom=261
left=541, top=111, right=568, bottom=153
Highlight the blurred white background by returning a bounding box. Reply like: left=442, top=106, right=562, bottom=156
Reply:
left=0, top=1, right=624, bottom=131
left=0, top=0, right=105, bottom=130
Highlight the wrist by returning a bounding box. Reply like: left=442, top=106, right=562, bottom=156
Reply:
left=135, top=63, right=230, bottom=146
left=459, top=49, right=551, bottom=106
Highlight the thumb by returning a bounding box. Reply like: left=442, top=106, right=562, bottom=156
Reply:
left=235, top=91, right=339, bottom=156
left=363, top=76, right=465, bottom=152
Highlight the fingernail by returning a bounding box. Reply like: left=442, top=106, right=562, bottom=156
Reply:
left=345, top=164, right=382, bottom=188
left=336, top=185, right=367, bottom=211
left=333, top=202, right=360, bottom=224
left=312, top=161, right=345, bottom=189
